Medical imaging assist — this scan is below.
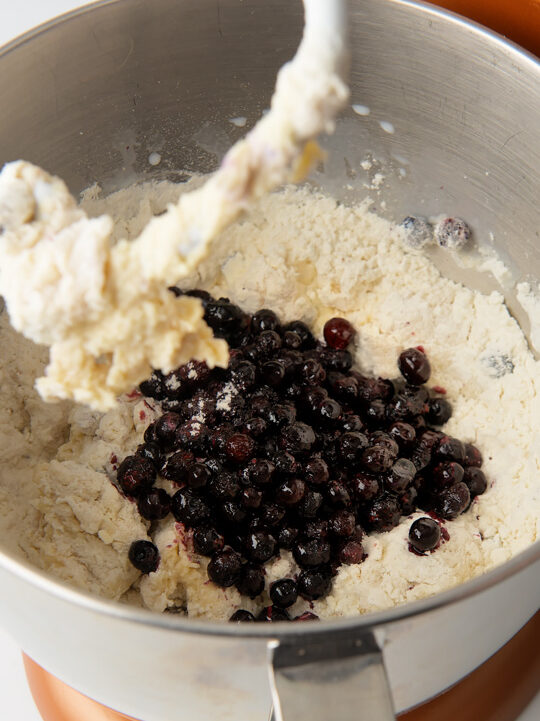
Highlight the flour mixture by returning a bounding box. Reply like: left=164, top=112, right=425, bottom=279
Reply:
left=0, top=180, right=537, bottom=621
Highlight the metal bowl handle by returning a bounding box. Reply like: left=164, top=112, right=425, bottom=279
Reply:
left=267, top=630, right=395, bottom=721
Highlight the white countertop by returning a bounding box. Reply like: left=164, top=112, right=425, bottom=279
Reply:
left=0, top=3, right=539, bottom=720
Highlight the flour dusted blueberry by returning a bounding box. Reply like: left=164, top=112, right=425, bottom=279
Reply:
left=123, top=295, right=488, bottom=613
left=401, top=216, right=434, bottom=248
left=139, top=371, right=165, bottom=400
left=204, top=297, right=249, bottom=343
left=434, top=217, right=471, bottom=250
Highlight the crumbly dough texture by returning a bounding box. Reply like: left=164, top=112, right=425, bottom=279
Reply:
left=0, top=183, right=538, bottom=619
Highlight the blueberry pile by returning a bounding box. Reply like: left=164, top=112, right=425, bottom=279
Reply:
left=120, top=289, right=488, bottom=622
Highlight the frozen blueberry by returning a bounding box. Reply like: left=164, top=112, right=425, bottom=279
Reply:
left=207, top=549, right=242, bottom=588
left=427, top=397, right=452, bottom=426
left=328, top=510, right=356, bottom=538
left=339, top=432, right=369, bottom=465
left=245, top=531, right=277, bottom=563
left=251, top=308, right=281, bottom=334
left=366, top=495, right=401, bottom=532
left=275, top=478, right=306, bottom=506
left=401, top=215, right=434, bottom=248
left=128, top=540, right=160, bottom=574
left=154, top=412, right=182, bottom=448
left=408, top=517, right=441, bottom=553
left=293, top=538, right=331, bottom=568
left=225, top=433, right=255, bottom=463
left=350, top=473, right=380, bottom=503
left=436, top=482, right=471, bottom=520
left=463, top=443, right=483, bottom=468
left=270, top=579, right=298, bottom=608
left=230, top=610, right=256, bottom=622
left=323, top=317, right=356, bottom=350
left=388, top=422, right=416, bottom=451
left=277, top=526, right=300, bottom=549
left=297, top=568, right=332, bottom=600
left=304, top=457, right=329, bottom=485
left=171, top=489, right=212, bottom=527
left=193, top=527, right=225, bottom=556
left=386, top=458, right=416, bottom=493
left=398, top=348, right=431, bottom=385
left=257, top=606, right=291, bottom=622
left=337, top=540, right=365, bottom=565
left=434, top=217, right=471, bottom=250
left=463, top=467, right=488, bottom=497
left=280, top=422, right=316, bottom=454
left=137, top=488, right=171, bottom=520
left=236, top=565, right=265, bottom=598
left=117, top=455, right=156, bottom=497
left=432, top=461, right=465, bottom=488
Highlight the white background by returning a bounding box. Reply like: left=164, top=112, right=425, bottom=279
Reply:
left=0, top=2, right=538, bottom=720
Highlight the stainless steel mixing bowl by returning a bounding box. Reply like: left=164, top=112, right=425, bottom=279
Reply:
left=0, top=1, right=539, bottom=720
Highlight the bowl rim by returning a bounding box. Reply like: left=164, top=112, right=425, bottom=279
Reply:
left=0, top=0, right=538, bottom=640
left=1, top=535, right=538, bottom=638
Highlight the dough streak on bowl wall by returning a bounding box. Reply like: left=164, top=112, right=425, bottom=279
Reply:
left=0, top=177, right=538, bottom=621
